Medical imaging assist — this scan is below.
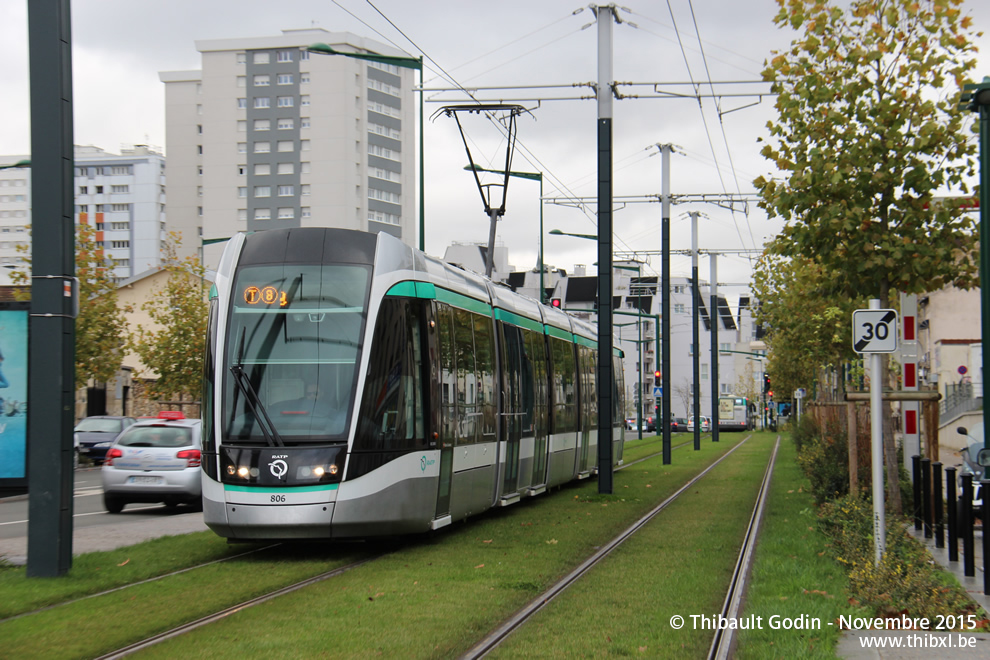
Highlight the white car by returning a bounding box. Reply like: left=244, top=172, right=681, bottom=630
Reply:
left=101, top=412, right=202, bottom=513
left=687, top=416, right=711, bottom=433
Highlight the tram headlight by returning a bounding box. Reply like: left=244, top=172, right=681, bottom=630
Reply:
left=226, top=465, right=236, bottom=476
left=329, top=464, right=338, bottom=475
left=237, top=466, right=250, bottom=479
left=313, top=466, right=325, bottom=477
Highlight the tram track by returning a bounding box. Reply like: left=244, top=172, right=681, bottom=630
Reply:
left=708, top=436, right=781, bottom=660
left=460, top=433, right=763, bottom=659
left=93, top=554, right=382, bottom=660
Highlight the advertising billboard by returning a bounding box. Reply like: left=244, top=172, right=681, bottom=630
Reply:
left=0, top=302, right=29, bottom=488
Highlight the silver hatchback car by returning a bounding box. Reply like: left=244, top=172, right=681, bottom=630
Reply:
left=101, top=412, right=202, bottom=513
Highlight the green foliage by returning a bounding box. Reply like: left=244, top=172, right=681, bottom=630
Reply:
left=11, top=222, right=132, bottom=390
left=794, top=414, right=850, bottom=504
left=131, top=233, right=208, bottom=402
left=819, top=494, right=987, bottom=626
left=755, top=0, right=980, bottom=307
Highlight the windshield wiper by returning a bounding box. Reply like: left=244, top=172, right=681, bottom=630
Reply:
left=229, top=364, right=284, bottom=447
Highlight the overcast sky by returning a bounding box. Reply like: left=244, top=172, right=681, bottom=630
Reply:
left=3, top=0, right=989, bottom=294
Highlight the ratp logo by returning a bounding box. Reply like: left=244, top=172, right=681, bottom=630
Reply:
left=268, top=459, right=288, bottom=479
left=420, top=456, right=436, bottom=472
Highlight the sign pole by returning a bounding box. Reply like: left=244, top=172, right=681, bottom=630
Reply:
left=868, top=299, right=886, bottom=564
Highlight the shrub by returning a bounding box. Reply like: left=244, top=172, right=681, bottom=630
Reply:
left=794, top=415, right=849, bottom=504
left=819, top=494, right=987, bottom=627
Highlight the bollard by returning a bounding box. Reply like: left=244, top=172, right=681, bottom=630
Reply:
left=962, top=473, right=975, bottom=577
left=911, top=454, right=921, bottom=530
left=947, top=466, right=958, bottom=562
left=933, top=462, right=944, bottom=549
left=983, top=479, right=990, bottom=596
left=921, top=458, right=932, bottom=539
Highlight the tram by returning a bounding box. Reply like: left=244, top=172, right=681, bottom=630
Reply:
left=201, top=228, right=625, bottom=540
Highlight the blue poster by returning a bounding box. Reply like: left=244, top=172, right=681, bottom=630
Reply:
left=0, top=308, right=28, bottom=480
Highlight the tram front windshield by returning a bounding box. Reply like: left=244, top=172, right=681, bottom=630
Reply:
left=223, top=263, right=371, bottom=444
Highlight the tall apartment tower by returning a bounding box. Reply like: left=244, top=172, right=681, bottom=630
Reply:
left=0, top=145, right=166, bottom=282
left=160, top=28, right=416, bottom=267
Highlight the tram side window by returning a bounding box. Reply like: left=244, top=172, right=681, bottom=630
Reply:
left=473, top=313, right=496, bottom=443
left=452, top=308, right=479, bottom=445
left=578, top=345, right=598, bottom=428
left=354, top=298, right=426, bottom=453
left=528, top=331, right=548, bottom=438
left=518, top=328, right=539, bottom=435
left=612, top=353, right=624, bottom=426
left=436, top=304, right=457, bottom=448
left=550, top=337, right=577, bottom=434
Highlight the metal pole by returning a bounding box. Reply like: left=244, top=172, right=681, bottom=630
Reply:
left=661, top=145, right=671, bottom=465
left=595, top=4, right=615, bottom=494
left=980, top=99, right=990, bottom=453
left=27, top=0, right=76, bottom=577
left=418, top=63, right=425, bottom=252
left=933, top=462, right=943, bottom=549
left=710, top=253, right=719, bottom=442
left=485, top=207, right=498, bottom=278
left=962, top=473, right=974, bottom=576
left=691, top=212, right=700, bottom=451
left=947, top=466, right=958, bottom=562
left=538, top=176, right=544, bottom=303
left=921, top=457, right=931, bottom=538
left=912, top=454, right=922, bottom=531
left=869, top=299, right=886, bottom=565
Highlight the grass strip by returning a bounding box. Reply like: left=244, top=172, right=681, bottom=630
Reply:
left=487, top=433, right=777, bottom=658
left=105, top=435, right=752, bottom=659
left=734, top=436, right=862, bottom=658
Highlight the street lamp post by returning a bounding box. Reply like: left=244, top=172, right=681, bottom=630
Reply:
left=308, top=43, right=425, bottom=251
left=465, top=165, right=544, bottom=302
left=961, top=77, right=990, bottom=452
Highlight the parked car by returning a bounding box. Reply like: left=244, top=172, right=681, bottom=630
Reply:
left=74, top=416, right=137, bottom=465
left=101, top=412, right=202, bottom=513
left=669, top=417, right=688, bottom=433
left=687, top=416, right=711, bottom=433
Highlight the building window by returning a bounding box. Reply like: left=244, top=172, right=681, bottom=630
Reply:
left=111, top=240, right=130, bottom=249
left=300, top=117, right=311, bottom=129
left=253, top=119, right=270, bottom=131
left=237, top=98, right=247, bottom=109
left=253, top=74, right=270, bottom=87
left=111, top=204, right=130, bottom=212
left=276, top=96, right=294, bottom=108
left=300, top=184, right=310, bottom=196
left=237, top=120, right=247, bottom=132
left=254, top=142, right=271, bottom=153
left=277, top=118, right=294, bottom=130
left=277, top=50, right=293, bottom=62
left=254, top=186, right=271, bottom=198
left=78, top=186, right=88, bottom=195
left=111, top=185, right=129, bottom=194
left=114, top=258, right=130, bottom=267
left=111, top=165, right=132, bottom=175
left=238, top=209, right=247, bottom=221
left=368, top=144, right=398, bottom=161
left=110, top=221, right=129, bottom=231
left=238, top=165, right=247, bottom=176
left=238, top=142, right=247, bottom=153
left=277, top=140, right=294, bottom=152
left=300, top=73, right=310, bottom=84
left=237, top=52, right=247, bottom=64
left=674, top=303, right=685, bottom=314
left=95, top=204, right=106, bottom=212
left=237, top=76, right=246, bottom=87
left=277, top=162, right=294, bottom=175
left=277, top=73, right=293, bottom=85
left=277, top=207, right=294, bottom=219
left=301, top=207, right=311, bottom=218
left=299, top=49, right=310, bottom=61
left=253, top=52, right=270, bottom=64
left=254, top=208, right=271, bottom=220
left=301, top=95, right=311, bottom=106
left=254, top=97, right=271, bottom=109
left=237, top=187, right=247, bottom=198
left=277, top=185, right=294, bottom=196
left=300, top=140, right=311, bottom=151
left=369, top=123, right=401, bottom=139
left=254, top=163, right=271, bottom=176
left=368, top=211, right=400, bottom=226
left=300, top=162, right=311, bottom=174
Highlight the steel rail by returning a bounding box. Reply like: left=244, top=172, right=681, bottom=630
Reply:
left=461, top=434, right=755, bottom=659
left=708, top=436, right=781, bottom=660
left=93, top=556, right=380, bottom=660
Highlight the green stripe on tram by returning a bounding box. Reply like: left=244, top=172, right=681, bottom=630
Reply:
left=224, top=484, right=339, bottom=493
left=385, top=281, right=492, bottom=315
left=494, top=308, right=543, bottom=333
left=545, top=325, right=573, bottom=342
left=574, top=334, right=597, bottom=349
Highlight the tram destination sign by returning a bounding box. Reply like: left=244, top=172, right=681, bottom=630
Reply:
left=852, top=309, right=898, bottom=354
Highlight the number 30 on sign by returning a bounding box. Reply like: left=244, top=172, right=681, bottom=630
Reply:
left=852, top=309, right=898, bottom=354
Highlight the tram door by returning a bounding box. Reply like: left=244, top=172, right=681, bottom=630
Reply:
left=529, top=331, right=549, bottom=489
left=433, top=304, right=455, bottom=519
left=500, top=324, right=526, bottom=497
left=577, top=346, right=596, bottom=474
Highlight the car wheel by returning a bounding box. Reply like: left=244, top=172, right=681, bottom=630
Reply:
left=104, top=494, right=125, bottom=514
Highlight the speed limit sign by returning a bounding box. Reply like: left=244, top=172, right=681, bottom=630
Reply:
left=852, top=309, right=898, bottom=353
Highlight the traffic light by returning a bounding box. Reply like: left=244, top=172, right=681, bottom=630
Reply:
left=550, top=297, right=561, bottom=308
left=654, top=370, right=661, bottom=386
left=763, top=373, right=771, bottom=394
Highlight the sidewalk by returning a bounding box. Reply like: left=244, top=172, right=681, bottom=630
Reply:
left=0, top=512, right=209, bottom=566
left=836, top=526, right=990, bottom=659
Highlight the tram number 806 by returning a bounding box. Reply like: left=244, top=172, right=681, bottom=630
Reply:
left=271, top=495, right=287, bottom=503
